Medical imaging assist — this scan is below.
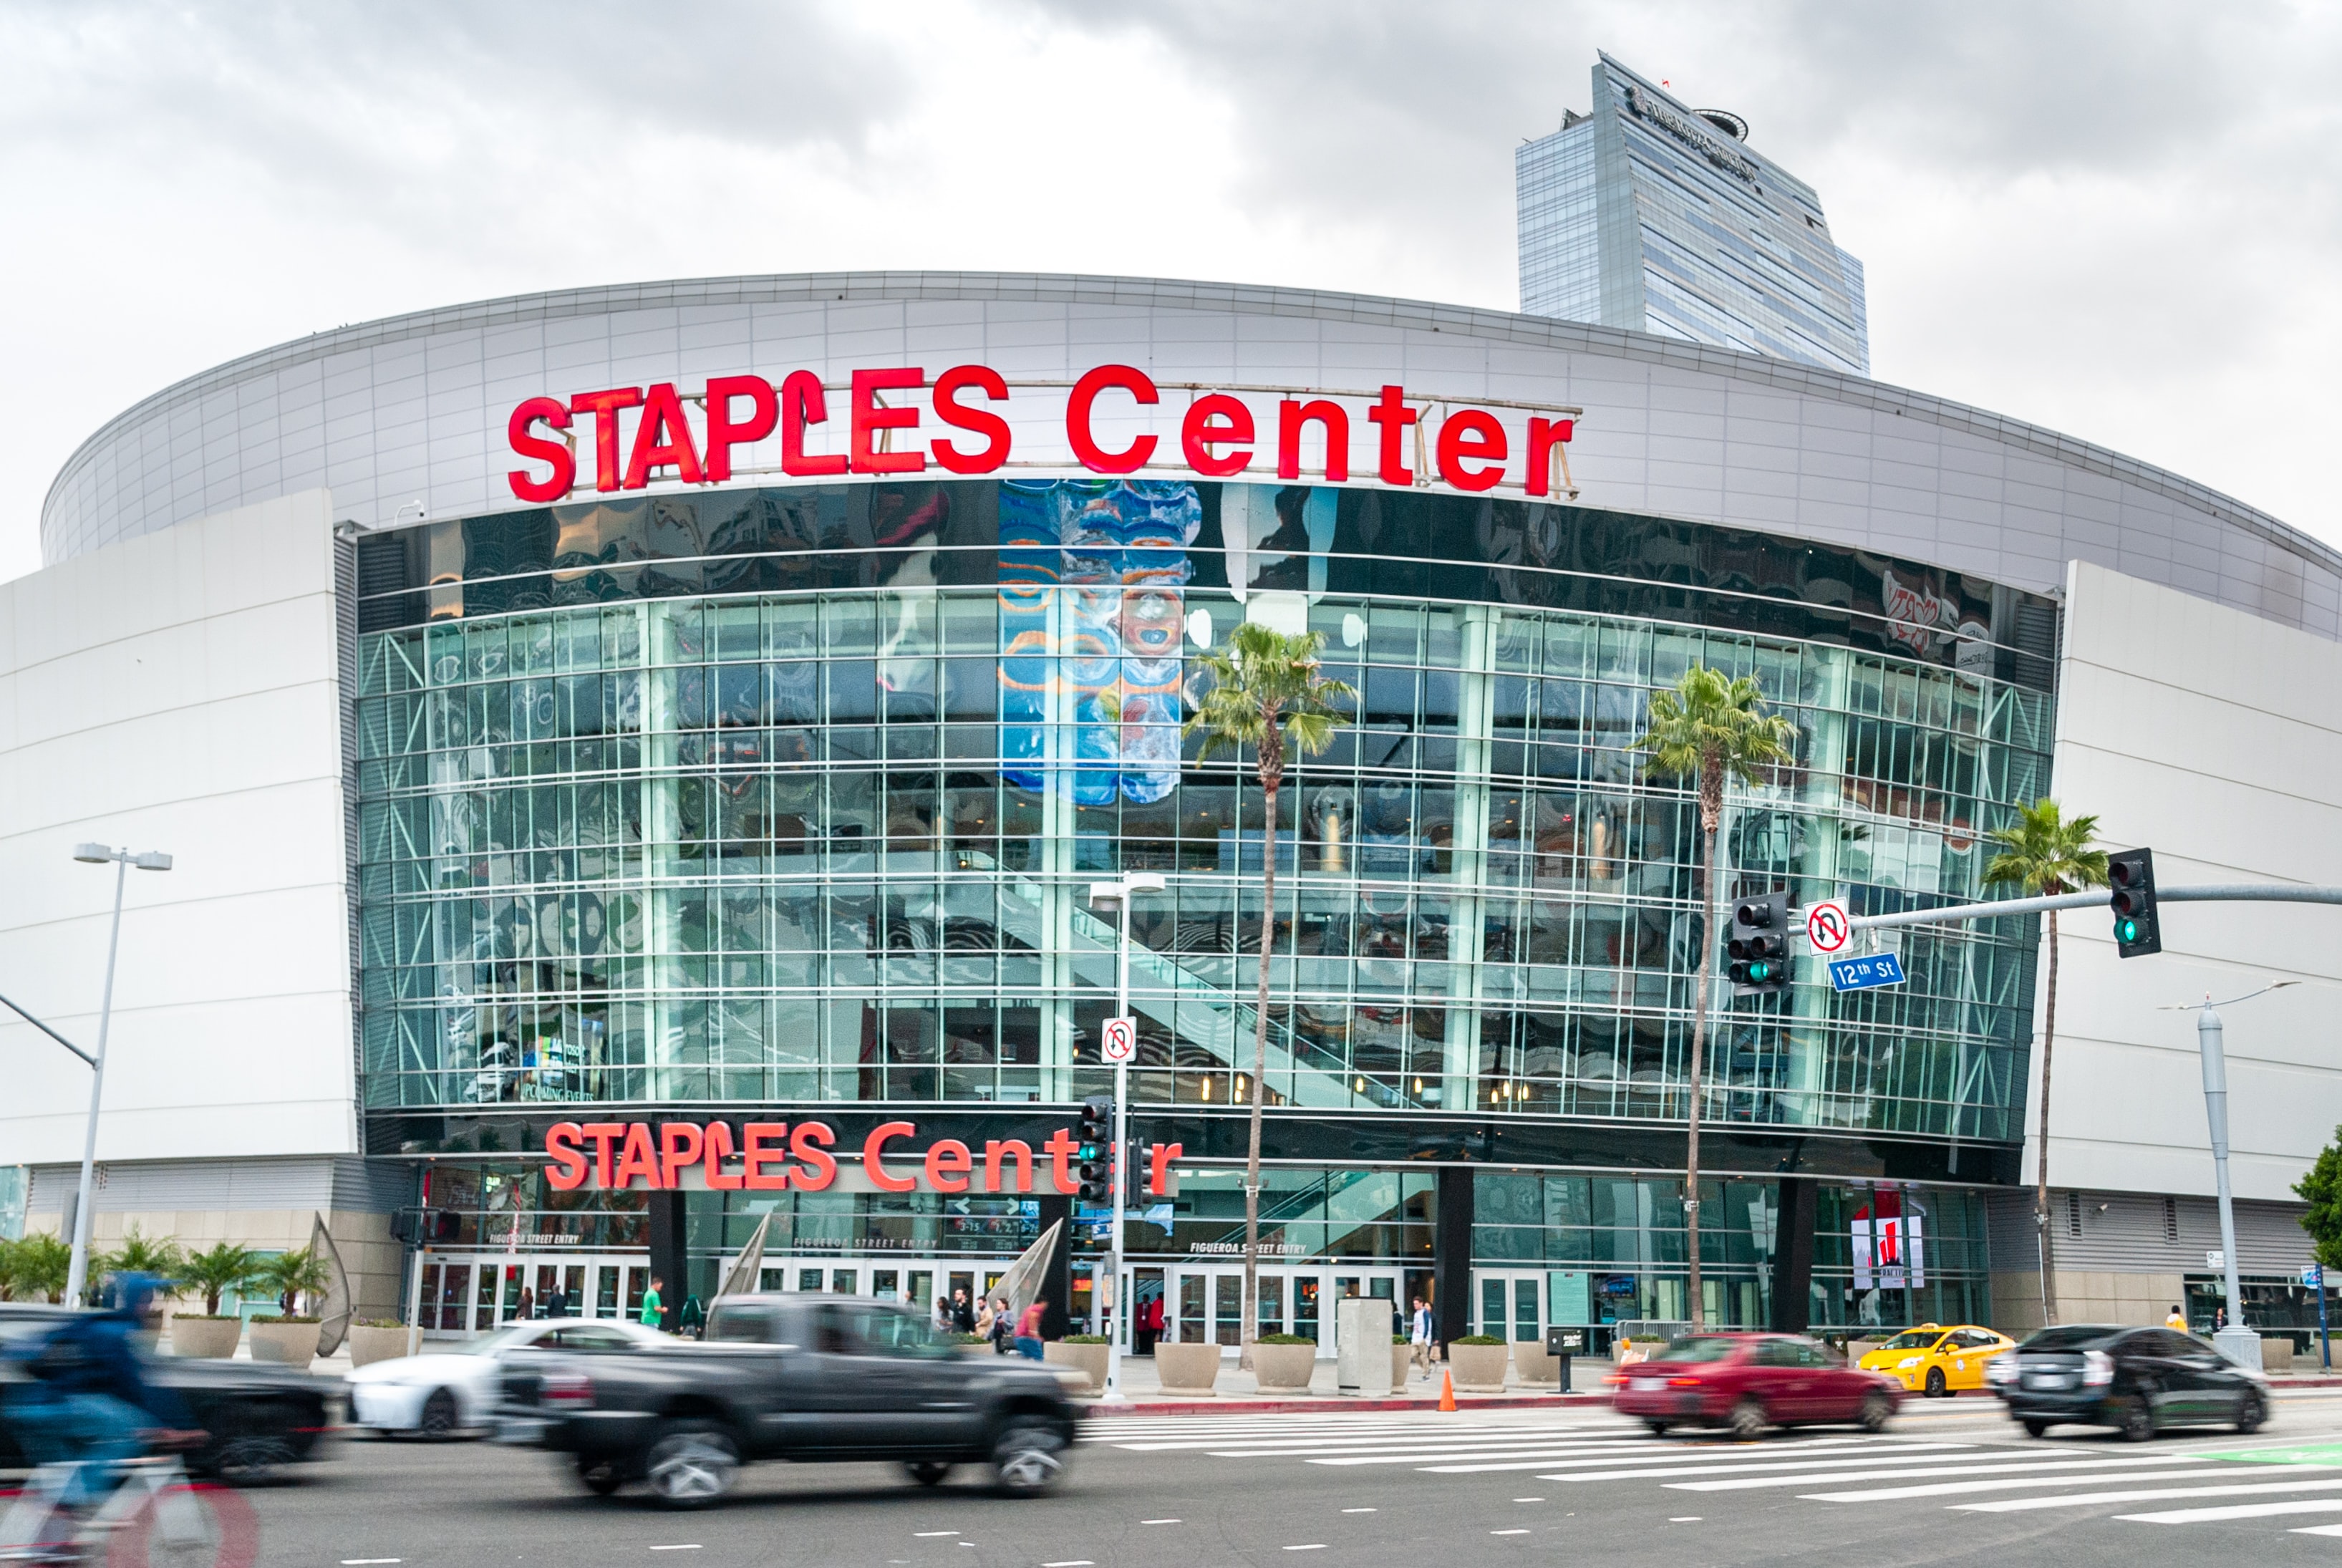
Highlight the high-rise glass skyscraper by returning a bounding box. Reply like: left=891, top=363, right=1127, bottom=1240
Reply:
left=1518, top=52, right=1869, bottom=375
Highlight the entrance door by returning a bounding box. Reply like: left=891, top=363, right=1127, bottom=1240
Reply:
left=1165, top=1265, right=1404, bottom=1357
left=1472, top=1269, right=1547, bottom=1345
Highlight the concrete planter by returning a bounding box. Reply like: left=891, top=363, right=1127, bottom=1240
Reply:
left=249, top=1320, right=321, bottom=1369
left=1512, top=1338, right=1559, bottom=1388
left=347, top=1325, right=413, bottom=1368
left=2263, top=1337, right=2297, bottom=1371
left=169, top=1317, right=242, bottom=1360
left=1155, top=1341, right=1223, bottom=1395
left=1045, top=1340, right=1110, bottom=1395
left=1448, top=1341, right=1510, bottom=1393
left=1392, top=1343, right=1414, bottom=1389
left=1252, top=1342, right=1318, bottom=1393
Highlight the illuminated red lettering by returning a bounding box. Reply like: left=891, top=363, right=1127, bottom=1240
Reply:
left=568, top=387, right=642, bottom=493
left=1277, top=398, right=1350, bottom=483
left=864, top=1121, right=919, bottom=1193
left=1066, top=364, right=1158, bottom=474
left=1180, top=394, right=1253, bottom=478
left=703, top=374, right=778, bottom=483
left=984, top=1139, right=1034, bottom=1195
left=658, top=1122, right=705, bottom=1189
left=1436, top=408, right=1507, bottom=492
left=702, top=1121, right=742, bottom=1191
left=924, top=1138, right=974, bottom=1194
left=545, top=1121, right=589, bottom=1191
left=611, top=1123, right=661, bottom=1189
left=1524, top=416, right=1574, bottom=498
left=1367, top=384, right=1418, bottom=486
left=624, top=383, right=705, bottom=490
left=850, top=367, right=926, bottom=475
left=780, top=369, right=847, bottom=477
left=581, top=1122, right=624, bottom=1189
left=1148, top=1141, right=1184, bottom=1196
left=1042, top=1128, right=1080, bottom=1194
left=790, top=1121, right=838, bottom=1190
left=931, top=364, right=1011, bottom=474
left=742, top=1123, right=792, bottom=1191
left=508, top=397, right=575, bottom=503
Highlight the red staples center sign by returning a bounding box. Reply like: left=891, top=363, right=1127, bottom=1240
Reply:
left=542, top=1118, right=1181, bottom=1198
left=504, top=367, right=1578, bottom=503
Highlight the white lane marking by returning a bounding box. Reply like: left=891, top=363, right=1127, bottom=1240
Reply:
left=1142, top=1519, right=1181, bottom=1524
left=915, top=1532, right=960, bottom=1538
left=1673, top=1455, right=2221, bottom=1493
left=1805, top=1461, right=2298, bottom=1504
left=1042, top=1561, right=1095, bottom=1566
left=1514, top=1496, right=1544, bottom=1502
left=1669, top=1517, right=1703, bottom=1523
left=1544, top=1448, right=1987, bottom=1485
left=1284, top=1547, right=1328, bottom=1552
left=1436, top=1439, right=1970, bottom=1476
left=1490, top=1528, right=1532, bottom=1535
left=1958, top=1477, right=2342, bottom=1513
left=1341, top=1507, right=1377, bottom=1513
left=648, top=1549, right=703, bottom=1554
left=342, top=1561, right=403, bottom=1565
left=2121, top=1499, right=2342, bottom=1524
left=2294, top=1523, right=2342, bottom=1536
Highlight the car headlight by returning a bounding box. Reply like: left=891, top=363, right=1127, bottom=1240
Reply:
left=1897, top=1355, right=1922, bottom=1369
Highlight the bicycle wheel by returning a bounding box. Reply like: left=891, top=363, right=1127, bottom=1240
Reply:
left=106, top=1481, right=258, bottom=1568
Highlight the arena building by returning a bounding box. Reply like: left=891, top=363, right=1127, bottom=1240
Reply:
left=6, top=268, right=2340, bottom=1352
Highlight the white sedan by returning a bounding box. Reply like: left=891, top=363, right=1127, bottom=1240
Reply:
left=347, top=1319, right=669, bottom=1438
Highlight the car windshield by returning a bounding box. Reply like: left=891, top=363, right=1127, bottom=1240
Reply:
left=1650, top=1337, right=1740, bottom=1364
left=1882, top=1330, right=1945, bottom=1350
left=2020, top=1326, right=2116, bottom=1352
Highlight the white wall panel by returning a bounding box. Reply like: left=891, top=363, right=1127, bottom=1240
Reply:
left=2028, top=560, right=2342, bottom=1202
left=0, top=490, right=353, bottom=1168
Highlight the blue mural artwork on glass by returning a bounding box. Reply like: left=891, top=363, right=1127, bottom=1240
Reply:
left=997, top=478, right=1201, bottom=803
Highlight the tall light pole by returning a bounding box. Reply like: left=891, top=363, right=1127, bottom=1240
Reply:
left=1088, top=871, right=1164, bottom=1403
left=63, top=842, right=172, bottom=1306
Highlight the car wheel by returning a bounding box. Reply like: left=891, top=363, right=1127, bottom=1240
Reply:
left=906, top=1461, right=953, bottom=1487
left=2021, top=1419, right=2050, bottom=1438
left=1727, top=1398, right=1768, bottom=1441
left=1924, top=1368, right=1947, bottom=1398
left=419, top=1388, right=459, bottom=1440
left=991, top=1417, right=1069, bottom=1496
left=2119, top=1397, right=2155, bottom=1443
left=1857, top=1393, right=1893, bottom=1434
left=2235, top=1390, right=2269, bottom=1435
left=645, top=1421, right=740, bottom=1509
left=1643, top=1420, right=1673, bottom=1438
left=211, top=1434, right=296, bottom=1485
left=576, top=1455, right=625, bottom=1496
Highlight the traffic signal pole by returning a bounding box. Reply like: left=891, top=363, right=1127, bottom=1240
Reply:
left=1804, top=883, right=2342, bottom=937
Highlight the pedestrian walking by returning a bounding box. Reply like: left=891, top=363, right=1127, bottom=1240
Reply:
left=640, top=1275, right=665, bottom=1330
left=1408, top=1295, right=1436, bottom=1378
left=950, top=1288, right=976, bottom=1335
left=2165, top=1303, right=2188, bottom=1330
left=546, top=1283, right=569, bottom=1319
left=516, top=1285, right=534, bottom=1322
left=1015, top=1295, right=1048, bottom=1360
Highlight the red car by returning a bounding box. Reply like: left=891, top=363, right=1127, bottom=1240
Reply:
left=1610, top=1333, right=1902, bottom=1438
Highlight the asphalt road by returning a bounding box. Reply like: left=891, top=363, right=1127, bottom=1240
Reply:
left=239, top=1391, right=2342, bottom=1567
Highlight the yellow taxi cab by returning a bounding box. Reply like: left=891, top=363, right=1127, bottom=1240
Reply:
left=1857, top=1323, right=2016, bottom=1396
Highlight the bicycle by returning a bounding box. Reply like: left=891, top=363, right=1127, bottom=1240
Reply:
left=0, top=1452, right=256, bottom=1568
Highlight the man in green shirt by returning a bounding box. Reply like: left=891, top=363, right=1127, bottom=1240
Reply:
left=639, top=1276, right=664, bottom=1331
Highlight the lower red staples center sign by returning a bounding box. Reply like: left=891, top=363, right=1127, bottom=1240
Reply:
left=542, top=1118, right=1180, bottom=1198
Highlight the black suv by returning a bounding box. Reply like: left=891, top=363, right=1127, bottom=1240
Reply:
left=1989, top=1323, right=2268, bottom=1440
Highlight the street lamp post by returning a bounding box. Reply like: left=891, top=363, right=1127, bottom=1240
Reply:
left=62, top=842, right=172, bottom=1306
left=1088, top=871, right=1164, bottom=1403
left=2169, top=981, right=2296, bottom=1373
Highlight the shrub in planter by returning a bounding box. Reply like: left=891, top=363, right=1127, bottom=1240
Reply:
left=249, top=1316, right=321, bottom=1368
left=168, top=1314, right=243, bottom=1360
left=347, top=1320, right=414, bottom=1368
left=1155, top=1340, right=1224, bottom=1395
left=1045, top=1337, right=1111, bottom=1394
left=1448, top=1335, right=1511, bottom=1393
left=1253, top=1333, right=1319, bottom=1393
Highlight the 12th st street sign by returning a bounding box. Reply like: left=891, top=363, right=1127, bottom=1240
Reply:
left=1826, top=952, right=1907, bottom=992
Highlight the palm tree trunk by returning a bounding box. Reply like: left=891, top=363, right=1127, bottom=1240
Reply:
left=1242, top=776, right=1279, bottom=1369
left=1685, top=819, right=1717, bottom=1323
left=2033, top=909, right=2061, bottom=1327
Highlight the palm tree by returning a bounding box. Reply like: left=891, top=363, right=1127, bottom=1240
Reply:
left=6, top=1234, right=72, bottom=1304
left=1635, top=665, right=1798, bottom=1322
left=99, top=1224, right=188, bottom=1286
left=1983, top=798, right=2107, bottom=1328
left=182, top=1241, right=261, bottom=1317
left=253, top=1246, right=332, bottom=1317
left=1184, top=620, right=1353, bottom=1365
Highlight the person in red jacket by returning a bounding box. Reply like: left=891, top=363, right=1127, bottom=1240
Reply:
left=1015, top=1296, right=1050, bottom=1360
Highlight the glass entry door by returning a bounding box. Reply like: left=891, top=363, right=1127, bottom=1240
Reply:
left=1164, top=1264, right=1403, bottom=1356
left=1472, top=1269, right=1547, bottom=1343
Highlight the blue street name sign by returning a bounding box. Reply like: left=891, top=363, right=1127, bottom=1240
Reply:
left=1826, top=952, right=1907, bottom=992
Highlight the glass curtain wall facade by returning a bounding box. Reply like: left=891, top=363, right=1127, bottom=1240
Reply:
left=354, top=477, right=2049, bottom=1324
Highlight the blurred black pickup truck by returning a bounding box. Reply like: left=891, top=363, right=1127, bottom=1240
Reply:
left=496, top=1293, right=1082, bottom=1506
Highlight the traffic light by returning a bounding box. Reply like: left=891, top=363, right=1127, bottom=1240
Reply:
left=2109, top=848, right=2162, bottom=957
left=1077, top=1095, right=1115, bottom=1206
left=1728, top=892, right=1791, bottom=997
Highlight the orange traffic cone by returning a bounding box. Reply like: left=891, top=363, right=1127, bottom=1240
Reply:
left=1438, top=1368, right=1458, bottom=1412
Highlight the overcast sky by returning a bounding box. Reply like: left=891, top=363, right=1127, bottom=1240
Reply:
left=2, top=1, right=2337, bottom=581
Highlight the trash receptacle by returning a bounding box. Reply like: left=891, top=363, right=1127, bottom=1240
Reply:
left=1544, top=1326, right=1584, bottom=1393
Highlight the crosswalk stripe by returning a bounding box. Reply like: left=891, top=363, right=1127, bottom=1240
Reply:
left=1302, top=1445, right=1685, bottom=1467
left=1543, top=1448, right=1987, bottom=1486
left=1211, top=1436, right=1642, bottom=1458
left=1955, top=1477, right=2342, bottom=1514
left=2290, top=1523, right=2342, bottom=1536
left=2119, top=1499, right=2342, bottom=1525
left=1804, top=1461, right=2287, bottom=1503
left=1670, top=1455, right=2221, bottom=1493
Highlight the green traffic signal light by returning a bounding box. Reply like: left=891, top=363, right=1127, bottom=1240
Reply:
left=2117, top=916, right=2139, bottom=943
left=1747, top=961, right=1774, bottom=982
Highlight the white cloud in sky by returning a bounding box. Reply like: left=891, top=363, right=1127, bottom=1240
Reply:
left=0, top=0, right=2337, bottom=581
